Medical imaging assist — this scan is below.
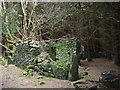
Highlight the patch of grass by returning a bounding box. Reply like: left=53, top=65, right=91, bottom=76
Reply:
left=39, top=81, right=45, bottom=85
left=36, top=80, right=45, bottom=85
left=37, top=76, right=44, bottom=79
left=19, top=73, right=23, bottom=77
left=22, top=69, right=34, bottom=78
left=80, top=72, right=88, bottom=77
left=0, top=58, right=8, bottom=67
left=76, top=83, right=86, bottom=88
left=83, top=76, right=95, bottom=81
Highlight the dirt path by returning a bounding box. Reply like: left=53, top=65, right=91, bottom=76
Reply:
left=0, top=65, right=3, bottom=90
left=0, top=58, right=120, bottom=89
left=0, top=64, right=74, bottom=89
left=80, top=58, right=120, bottom=81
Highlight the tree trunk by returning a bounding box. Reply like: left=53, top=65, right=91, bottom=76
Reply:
left=68, top=55, right=79, bottom=81
left=106, top=51, right=112, bottom=60
left=114, top=28, right=120, bottom=65
left=113, top=3, right=120, bottom=66
left=87, top=40, right=92, bottom=61
left=51, top=46, right=56, bottom=61
left=0, top=2, right=2, bottom=57
left=114, top=30, right=120, bottom=66
left=76, top=40, right=81, bottom=64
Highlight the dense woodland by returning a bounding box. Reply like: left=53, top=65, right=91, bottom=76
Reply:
left=0, top=2, right=120, bottom=89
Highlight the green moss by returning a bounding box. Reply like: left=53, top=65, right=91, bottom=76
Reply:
left=80, top=72, right=88, bottom=77
left=39, top=82, right=45, bottom=85
left=37, top=76, right=44, bottom=79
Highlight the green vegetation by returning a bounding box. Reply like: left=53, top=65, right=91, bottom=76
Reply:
left=37, top=76, right=44, bottom=79
left=22, top=69, right=34, bottom=78
left=0, top=57, right=8, bottom=67
left=39, top=81, right=45, bottom=85
left=0, top=2, right=120, bottom=89
left=16, top=39, right=76, bottom=79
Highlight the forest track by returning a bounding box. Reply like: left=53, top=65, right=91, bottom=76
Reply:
left=0, top=64, right=74, bottom=89
left=0, top=58, right=120, bottom=89
left=80, top=58, right=120, bottom=81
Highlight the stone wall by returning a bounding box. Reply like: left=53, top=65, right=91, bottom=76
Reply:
left=13, top=41, right=41, bottom=68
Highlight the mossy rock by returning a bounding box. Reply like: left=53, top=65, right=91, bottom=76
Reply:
left=13, top=41, right=41, bottom=68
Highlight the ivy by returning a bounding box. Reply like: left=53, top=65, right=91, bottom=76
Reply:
left=2, top=9, right=22, bottom=35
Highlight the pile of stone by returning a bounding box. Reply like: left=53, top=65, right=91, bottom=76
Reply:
left=13, top=41, right=41, bottom=68
left=99, top=70, right=120, bottom=88
left=13, top=40, right=68, bottom=79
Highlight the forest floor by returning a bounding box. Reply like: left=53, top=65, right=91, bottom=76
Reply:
left=0, top=58, right=120, bottom=89
left=0, top=64, right=74, bottom=89
left=80, top=58, right=120, bottom=81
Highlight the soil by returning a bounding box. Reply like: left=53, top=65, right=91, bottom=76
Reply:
left=0, top=65, right=74, bottom=89
left=80, top=58, right=120, bottom=81
left=0, top=58, right=120, bottom=89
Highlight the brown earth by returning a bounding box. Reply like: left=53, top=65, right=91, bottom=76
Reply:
left=80, top=58, right=120, bottom=81
left=0, top=65, right=74, bottom=89
left=0, top=58, right=120, bottom=89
